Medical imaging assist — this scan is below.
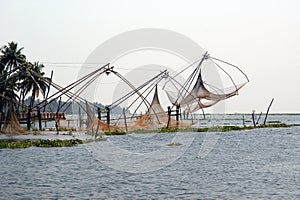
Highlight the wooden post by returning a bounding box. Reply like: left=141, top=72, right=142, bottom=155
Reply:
left=37, top=106, right=42, bottom=130
left=263, top=98, right=274, bottom=125
left=242, top=115, right=245, bottom=127
left=252, top=110, right=256, bottom=127
left=175, top=104, right=180, bottom=121
left=166, top=106, right=171, bottom=128
left=97, top=107, right=101, bottom=120
left=27, top=107, right=31, bottom=130
left=55, top=97, right=61, bottom=135
left=79, top=106, right=82, bottom=128
left=123, top=108, right=128, bottom=132
left=106, top=106, right=110, bottom=125
left=256, top=112, right=262, bottom=125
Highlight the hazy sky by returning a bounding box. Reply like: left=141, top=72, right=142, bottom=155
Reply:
left=1, top=0, right=300, bottom=113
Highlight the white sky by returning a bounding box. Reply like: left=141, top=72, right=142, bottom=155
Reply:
left=1, top=0, right=300, bottom=113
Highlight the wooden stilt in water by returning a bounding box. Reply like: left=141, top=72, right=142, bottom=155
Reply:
left=263, top=98, right=274, bottom=125
left=166, top=106, right=171, bottom=128
left=256, top=112, right=262, bottom=125
left=106, top=106, right=110, bottom=125
left=123, top=108, right=128, bottom=132
left=55, top=97, right=61, bottom=135
left=97, top=107, right=101, bottom=120
left=175, top=104, right=180, bottom=121
left=79, top=106, right=82, bottom=128
left=252, top=110, right=256, bottom=127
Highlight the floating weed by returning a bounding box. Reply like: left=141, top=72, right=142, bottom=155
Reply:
left=0, top=139, right=86, bottom=149
left=104, top=129, right=126, bottom=135
left=167, top=142, right=182, bottom=146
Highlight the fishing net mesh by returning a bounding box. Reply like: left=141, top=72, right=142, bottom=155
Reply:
left=82, top=86, right=185, bottom=132
left=1, top=103, right=25, bottom=134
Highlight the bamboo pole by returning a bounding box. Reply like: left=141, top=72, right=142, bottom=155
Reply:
left=123, top=108, right=128, bottom=132
left=256, top=112, right=262, bottom=125
left=166, top=106, right=171, bottom=128
left=263, top=98, right=274, bottom=125
left=252, top=110, right=256, bottom=127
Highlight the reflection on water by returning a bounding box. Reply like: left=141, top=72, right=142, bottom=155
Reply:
left=1, top=115, right=300, bottom=199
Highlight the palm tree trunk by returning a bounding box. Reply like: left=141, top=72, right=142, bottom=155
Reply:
left=0, top=100, right=3, bottom=130
left=17, top=89, right=24, bottom=112
left=27, top=89, right=35, bottom=130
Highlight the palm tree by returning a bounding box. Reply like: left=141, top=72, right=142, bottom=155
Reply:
left=0, top=69, right=20, bottom=130
left=0, top=75, right=19, bottom=107
left=0, top=42, right=26, bottom=129
left=21, top=62, right=49, bottom=130
left=0, top=41, right=26, bottom=73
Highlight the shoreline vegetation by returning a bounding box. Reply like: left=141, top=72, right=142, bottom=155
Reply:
left=1, top=121, right=299, bottom=149
left=0, top=137, right=106, bottom=149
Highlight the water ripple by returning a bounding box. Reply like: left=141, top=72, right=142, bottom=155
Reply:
left=1, top=125, right=300, bottom=199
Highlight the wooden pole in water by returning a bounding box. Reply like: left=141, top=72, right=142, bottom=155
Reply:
left=263, top=98, right=274, bottom=125
left=97, top=107, right=101, bottom=120
left=123, top=108, right=128, bottom=132
left=256, top=112, right=262, bottom=125
left=252, top=110, right=256, bottom=127
left=55, top=97, right=61, bottom=134
left=176, top=105, right=180, bottom=121
left=106, top=106, right=110, bottom=125
left=79, top=106, right=82, bottom=128
left=166, top=106, right=171, bottom=128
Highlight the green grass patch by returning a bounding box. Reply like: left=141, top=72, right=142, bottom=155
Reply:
left=0, top=138, right=84, bottom=149
left=104, top=129, right=126, bottom=135
left=47, top=127, right=77, bottom=132
left=100, top=122, right=299, bottom=135
left=160, top=127, right=179, bottom=133
left=267, top=120, right=282, bottom=124
left=196, top=123, right=292, bottom=132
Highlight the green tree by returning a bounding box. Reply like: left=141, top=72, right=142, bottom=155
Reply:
left=0, top=41, right=26, bottom=73
left=0, top=42, right=26, bottom=129
left=21, top=62, right=49, bottom=130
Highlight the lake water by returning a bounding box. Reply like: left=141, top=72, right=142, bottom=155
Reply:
left=1, top=115, right=300, bottom=199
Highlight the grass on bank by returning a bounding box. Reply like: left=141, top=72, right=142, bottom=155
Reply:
left=0, top=137, right=107, bottom=149
left=2, top=122, right=298, bottom=149
left=159, top=122, right=300, bottom=133
left=0, top=138, right=83, bottom=149
left=104, top=129, right=126, bottom=135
